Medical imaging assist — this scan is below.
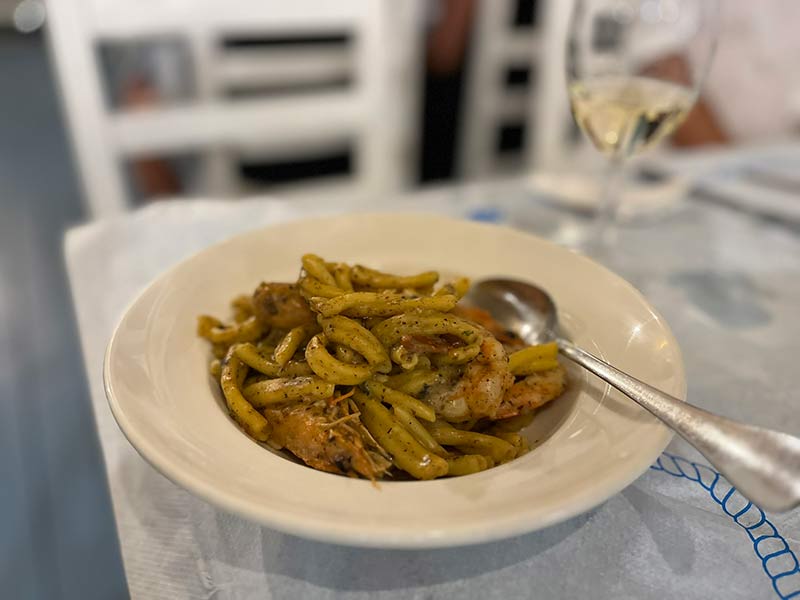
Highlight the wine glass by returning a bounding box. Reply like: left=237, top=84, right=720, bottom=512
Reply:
left=565, top=0, right=718, bottom=255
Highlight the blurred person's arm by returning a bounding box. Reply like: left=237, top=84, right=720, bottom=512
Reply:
left=123, top=76, right=182, bottom=198
left=643, top=54, right=730, bottom=147
left=673, top=100, right=729, bottom=147
left=427, top=0, right=475, bottom=74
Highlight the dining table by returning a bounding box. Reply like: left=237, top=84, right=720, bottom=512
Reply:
left=65, top=143, right=800, bottom=599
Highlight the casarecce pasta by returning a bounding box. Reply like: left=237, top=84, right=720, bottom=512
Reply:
left=197, top=254, right=567, bottom=481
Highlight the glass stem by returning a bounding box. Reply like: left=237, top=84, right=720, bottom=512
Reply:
left=594, top=157, right=626, bottom=255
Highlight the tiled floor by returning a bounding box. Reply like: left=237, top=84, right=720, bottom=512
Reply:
left=0, top=31, right=127, bottom=598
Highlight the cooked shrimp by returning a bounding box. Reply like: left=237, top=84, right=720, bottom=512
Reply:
left=453, top=305, right=526, bottom=352
left=496, top=365, right=567, bottom=419
left=252, top=282, right=316, bottom=329
left=263, top=402, right=391, bottom=479
left=396, top=334, right=459, bottom=355
left=421, top=333, right=514, bottom=422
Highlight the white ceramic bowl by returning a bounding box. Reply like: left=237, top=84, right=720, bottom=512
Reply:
left=104, top=213, right=685, bottom=548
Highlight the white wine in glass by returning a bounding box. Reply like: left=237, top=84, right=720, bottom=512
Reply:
left=565, top=0, right=718, bottom=256
left=569, top=76, right=695, bottom=159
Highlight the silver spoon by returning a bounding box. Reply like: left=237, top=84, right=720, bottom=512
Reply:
left=466, top=278, right=800, bottom=513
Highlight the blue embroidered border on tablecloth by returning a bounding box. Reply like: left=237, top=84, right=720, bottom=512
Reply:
left=652, top=453, right=800, bottom=599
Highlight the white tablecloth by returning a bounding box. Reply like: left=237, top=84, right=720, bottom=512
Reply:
left=65, top=177, right=800, bottom=599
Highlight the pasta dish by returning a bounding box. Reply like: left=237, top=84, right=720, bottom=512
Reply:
left=197, top=255, right=567, bottom=480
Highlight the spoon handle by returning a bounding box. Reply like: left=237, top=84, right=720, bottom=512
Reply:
left=557, top=339, right=800, bottom=513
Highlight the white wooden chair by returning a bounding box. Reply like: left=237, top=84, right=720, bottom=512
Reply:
left=45, top=0, right=423, bottom=218
left=459, top=0, right=577, bottom=179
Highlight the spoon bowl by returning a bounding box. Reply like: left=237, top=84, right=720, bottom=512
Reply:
left=465, top=279, right=557, bottom=345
